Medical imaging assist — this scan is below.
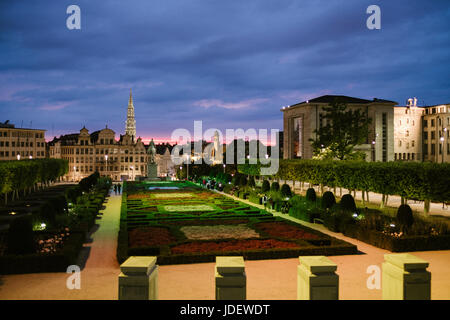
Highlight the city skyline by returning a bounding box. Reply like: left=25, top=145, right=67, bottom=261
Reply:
left=1, top=1, right=450, bottom=142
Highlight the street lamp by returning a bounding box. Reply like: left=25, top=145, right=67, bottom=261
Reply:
left=130, top=166, right=134, bottom=181
left=223, top=164, right=226, bottom=173
left=29, top=155, right=32, bottom=159
left=185, top=154, right=190, bottom=180
left=73, top=166, right=76, bottom=182
left=440, top=136, right=445, bottom=163
left=105, top=154, right=108, bottom=178
left=17, top=154, right=21, bottom=160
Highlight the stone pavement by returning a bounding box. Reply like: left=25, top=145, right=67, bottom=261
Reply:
left=0, top=189, right=449, bottom=300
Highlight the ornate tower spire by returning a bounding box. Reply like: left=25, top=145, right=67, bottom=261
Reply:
left=125, top=89, right=136, bottom=141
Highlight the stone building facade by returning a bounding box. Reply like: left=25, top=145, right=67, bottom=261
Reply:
left=282, top=95, right=396, bottom=162
left=48, top=127, right=148, bottom=181
left=0, top=120, right=46, bottom=160
left=421, top=103, right=450, bottom=163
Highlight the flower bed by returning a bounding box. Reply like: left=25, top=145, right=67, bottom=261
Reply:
left=171, top=239, right=303, bottom=254
left=180, top=224, right=260, bottom=240
left=163, top=204, right=215, bottom=212
left=255, top=221, right=320, bottom=240
left=117, top=181, right=358, bottom=265
left=129, top=227, right=177, bottom=248
left=152, top=193, right=194, bottom=198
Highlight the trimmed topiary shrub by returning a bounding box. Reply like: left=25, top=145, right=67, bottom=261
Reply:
left=248, top=176, right=256, bottom=188
left=340, top=194, right=356, bottom=212
left=397, top=204, right=414, bottom=232
left=262, top=180, right=270, bottom=193
left=271, top=181, right=280, bottom=192
left=239, top=175, right=248, bottom=187
left=280, top=184, right=292, bottom=198
left=7, top=216, right=35, bottom=255
left=321, top=191, right=336, bottom=209
left=38, top=201, right=58, bottom=227
left=306, top=188, right=316, bottom=202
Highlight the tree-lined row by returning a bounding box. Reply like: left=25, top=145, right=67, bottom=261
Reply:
left=0, top=159, right=68, bottom=202
left=238, top=160, right=450, bottom=212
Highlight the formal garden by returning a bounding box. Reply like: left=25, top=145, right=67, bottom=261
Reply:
left=0, top=160, right=111, bottom=274
left=182, top=160, right=450, bottom=253
left=117, top=181, right=357, bottom=265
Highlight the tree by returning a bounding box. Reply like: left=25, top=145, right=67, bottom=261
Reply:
left=310, top=99, right=371, bottom=160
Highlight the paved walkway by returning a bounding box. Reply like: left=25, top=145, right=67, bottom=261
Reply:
left=0, top=189, right=449, bottom=300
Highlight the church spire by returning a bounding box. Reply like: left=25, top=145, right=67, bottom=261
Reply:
left=125, top=89, right=136, bottom=141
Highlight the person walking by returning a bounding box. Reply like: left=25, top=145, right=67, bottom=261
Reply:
left=114, top=184, right=117, bottom=195
left=117, top=183, right=122, bottom=194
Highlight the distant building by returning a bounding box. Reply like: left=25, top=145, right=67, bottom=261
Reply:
left=282, top=95, right=397, bottom=162
left=48, top=126, right=148, bottom=181
left=0, top=120, right=46, bottom=160
left=421, top=103, right=450, bottom=163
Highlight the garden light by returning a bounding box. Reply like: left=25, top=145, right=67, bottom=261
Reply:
left=41, top=223, right=46, bottom=230
left=353, top=213, right=358, bottom=218
left=390, top=224, right=396, bottom=228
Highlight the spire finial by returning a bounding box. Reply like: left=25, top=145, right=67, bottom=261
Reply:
left=129, top=88, right=133, bottom=105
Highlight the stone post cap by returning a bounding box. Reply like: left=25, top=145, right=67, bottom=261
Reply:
left=216, top=256, right=245, bottom=274
left=384, top=253, right=429, bottom=271
left=120, top=256, right=157, bottom=275
left=299, top=256, right=337, bottom=273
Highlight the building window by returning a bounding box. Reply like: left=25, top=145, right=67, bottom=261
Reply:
left=424, top=132, right=428, bottom=140
left=431, top=144, right=435, bottom=155
left=412, top=153, right=415, bottom=161
left=398, top=141, right=402, bottom=147
left=431, top=119, right=435, bottom=127
left=431, top=132, right=435, bottom=140
left=412, top=140, right=415, bottom=147
left=423, top=120, right=427, bottom=127
left=292, top=117, right=303, bottom=159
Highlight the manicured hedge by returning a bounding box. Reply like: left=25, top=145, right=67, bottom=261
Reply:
left=0, top=231, right=85, bottom=274
left=342, top=227, right=450, bottom=252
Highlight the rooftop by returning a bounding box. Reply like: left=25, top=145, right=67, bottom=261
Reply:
left=285, top=95, right=398, bottom=109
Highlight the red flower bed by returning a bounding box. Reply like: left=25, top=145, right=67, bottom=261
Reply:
left=127, top=194, right=149, bottom=200
left=255, top=222, right=321, bottom=240
left=171, top=239, right=302, bottom=254
left=129, top=227, right=177, bottom=248
left=165, top=219, right=250, bottom=226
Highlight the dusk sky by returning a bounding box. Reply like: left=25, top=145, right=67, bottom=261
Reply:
left=1, top=1, right=449, bottom=143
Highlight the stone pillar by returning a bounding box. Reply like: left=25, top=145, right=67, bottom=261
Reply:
left=118, top=256, right=158, bottom=300
left=297, top=256, right=339, bottom=300
left=382, top=253, right=431, bottom=300
left=215, top=256, right=246, bottom=300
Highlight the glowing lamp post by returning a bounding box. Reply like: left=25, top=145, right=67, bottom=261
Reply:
left=105, top=154, right=108, bottom=177
left=17, top=154, right=21, bottom=161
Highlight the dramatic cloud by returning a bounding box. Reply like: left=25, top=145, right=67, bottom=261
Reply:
left=0, top=0, right=449, bottom=141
